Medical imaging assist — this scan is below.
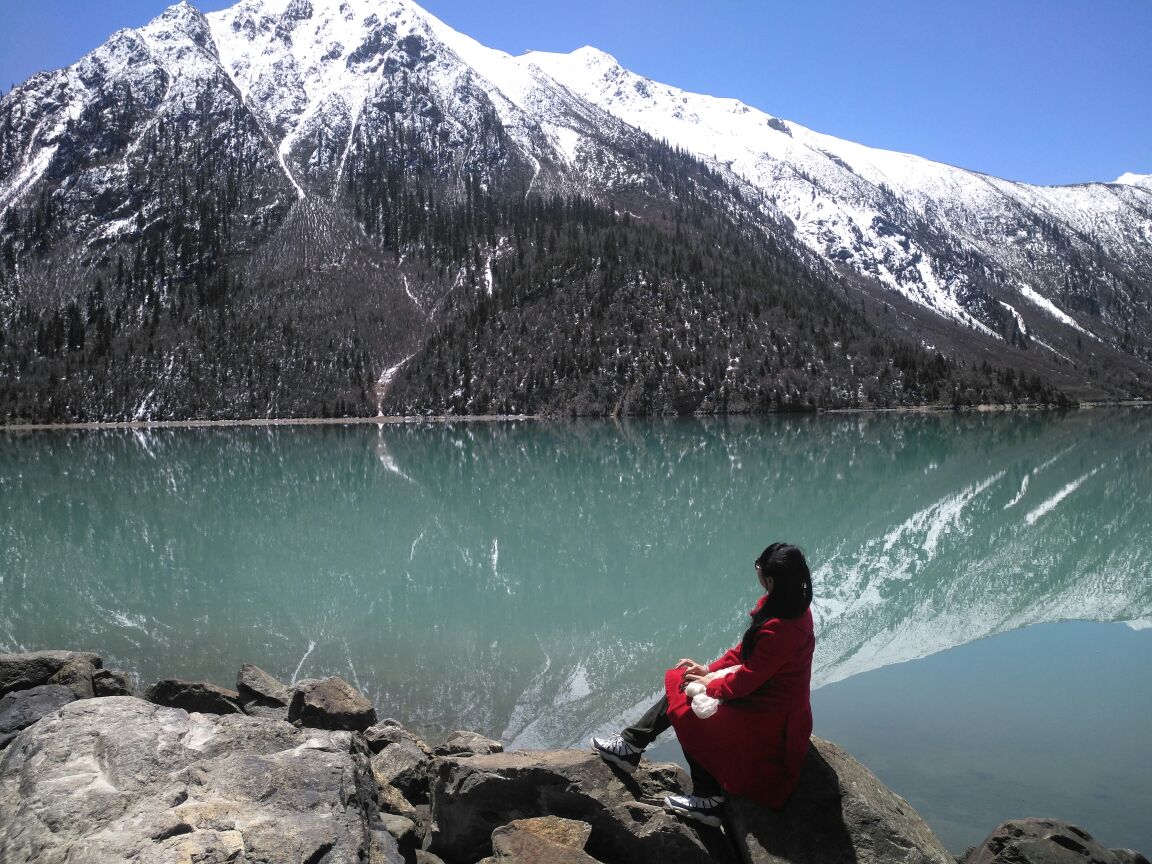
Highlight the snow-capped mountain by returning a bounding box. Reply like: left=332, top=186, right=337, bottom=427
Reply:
left=0, top=0, right=1149, bottom=422
left=519, top=46, right=1152, bottom=354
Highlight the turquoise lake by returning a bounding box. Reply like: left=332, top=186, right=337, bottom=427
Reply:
left=2, top=410, right=1150, bottom=853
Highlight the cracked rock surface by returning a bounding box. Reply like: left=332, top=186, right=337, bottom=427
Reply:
left=0, top=696, right=400, bottom=864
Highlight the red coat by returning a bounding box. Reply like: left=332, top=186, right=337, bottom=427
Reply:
left=664, top=600, right=814, bottom=808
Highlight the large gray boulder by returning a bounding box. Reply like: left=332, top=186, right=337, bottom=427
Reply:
left=425, top=749, right=734, bottom=864
left=725, top=737, right=954, bottom=864
left=289, top=676, right=378, bottom=731
left=0, top=684, right=77, bottom=749
left=965, top=818, right=1148, bottom=864
left=0, top=650, right=102, bottom=697
left=0, top=696, right=401, bottom=863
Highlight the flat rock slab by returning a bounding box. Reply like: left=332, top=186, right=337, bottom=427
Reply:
left=725, top=736, right=953, bottom=864
left=0, top=650, right=102, bottom=697
left=967, top=819, right=1147, bottom=864
left=427, top=749, right=734, bottom=864
left=0, top=696, right=400, bottom=864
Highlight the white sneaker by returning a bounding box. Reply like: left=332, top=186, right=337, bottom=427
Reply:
left=590, top=734, right=643, bottom=773
left=663, top=793, right=726, bottom=827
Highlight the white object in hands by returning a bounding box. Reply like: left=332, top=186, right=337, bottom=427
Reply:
left=685, top=665, right=739, bottom=719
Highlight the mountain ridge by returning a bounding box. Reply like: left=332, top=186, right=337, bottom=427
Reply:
left=0, top=0, right=1149, bottom=422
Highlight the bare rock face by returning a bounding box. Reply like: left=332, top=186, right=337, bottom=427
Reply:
left=425, top=749, right=735, bottom=864
left=0, top=696, right=401, bottom=864
left=0, top=684, right=77, bottom=750
left=145, top=678, right=244, bottom=714
left=482, top=816, right=602, bottom=863
left=289, top=676, right=378, bottom=731
left=0, top=650, right=103, bottom=697
left=966, top=819, right=1146, bottom=864
left=435, top=729, right=504, bottom=757
left=725, top=737, right=953, bottom=864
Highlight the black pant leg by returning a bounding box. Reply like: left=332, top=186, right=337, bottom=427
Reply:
left=619, top=695, right=671, bottom=749
left=684, top=752, right=724, bottom=798
left=620, top=695, right=724, bottom=797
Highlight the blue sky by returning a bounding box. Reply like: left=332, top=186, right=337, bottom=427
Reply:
left=1, top=0, right=1148, bottom=186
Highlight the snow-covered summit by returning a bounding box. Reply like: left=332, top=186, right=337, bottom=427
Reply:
left=1115, top=172, right=1152, bottom=190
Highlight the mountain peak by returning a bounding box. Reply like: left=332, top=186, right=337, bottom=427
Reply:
left=148, top=0, right=214, bottom=49
left=1114, top=172, right=1152, bottom=190
left=522, top=44, right=622, bottom=79
left=568, top=45, right=620, bottom=66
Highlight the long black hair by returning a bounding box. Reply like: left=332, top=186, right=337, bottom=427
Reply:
left=740, top=543, right=812, bottom=661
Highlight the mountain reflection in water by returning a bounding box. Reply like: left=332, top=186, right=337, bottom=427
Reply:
left=2, top=411, right=1150, bottom=753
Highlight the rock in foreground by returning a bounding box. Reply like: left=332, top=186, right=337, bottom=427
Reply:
left=966, top=819, right=1150, bottom=864
left=427, top=749, right=735, bottom=864
left=726, top=736, right=954, bottom=864
left=1, top=648, right=1145, bottom=864
left=0, top=696, right=398, bottom=864
left=484, top=815, right=600, bottom=863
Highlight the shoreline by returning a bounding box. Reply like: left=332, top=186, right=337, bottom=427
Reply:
left=2, top=649, right=1145, bottom=864
left=2, top=399, right=1149, bottom=433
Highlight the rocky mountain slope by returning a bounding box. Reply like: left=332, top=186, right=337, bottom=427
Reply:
left=1, top=0, right=1149, bottom=422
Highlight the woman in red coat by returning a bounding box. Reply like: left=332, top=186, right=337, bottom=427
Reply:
left=592, top=543, right=815, bottom=826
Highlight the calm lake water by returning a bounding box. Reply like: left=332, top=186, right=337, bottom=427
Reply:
left=2, top=410, right=1150, bottom=853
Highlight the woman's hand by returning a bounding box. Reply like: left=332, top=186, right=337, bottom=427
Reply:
left=674, top=659, right=708, bottom=677
left=679, top=670, right=710, bottom=692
